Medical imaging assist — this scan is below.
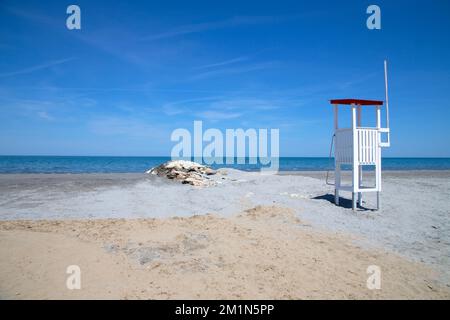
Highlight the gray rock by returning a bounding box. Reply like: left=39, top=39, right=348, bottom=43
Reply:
left=146, top=160, right=216, bottom=186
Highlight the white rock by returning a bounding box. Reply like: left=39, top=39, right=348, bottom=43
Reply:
left=146, top=160, right=216, bottom=187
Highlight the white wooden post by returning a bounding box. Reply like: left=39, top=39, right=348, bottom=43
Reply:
left=334, top=104, right=338, bottom=131
left=334, top=104, right=340, bottom=205
left=357, top=105, right=362, bottom=207
left=357, top=105, right=362, bottom=126
left=376, top=105, right=382, bottom=210
left=352, top=104, right=358, bottom=211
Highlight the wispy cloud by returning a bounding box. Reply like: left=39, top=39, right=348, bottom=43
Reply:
left=88, top=116, right=169, bottom=140
left=141, top=16, right=279, bottom=41
left=206, top=98, right=282, bottom=111
left=196, top=110, right=242, bottom=121
left=338, top=71, right=379, bottom=90
left=5, top=6, right=153, bottom=67
left=161, top=96, right=291, bottom=122
left=190, top=61, right=278, bottom=81
left=161, top=96, right=223, bottom=116
left=0, top=58, right=75, bottom=78
left=193, top=56, right=250, bottom=70
left=0, top=93, right=97, bottom=124
left=5, top=5, right=55, bottom=25
left=37, top=111, right=55, bottom=121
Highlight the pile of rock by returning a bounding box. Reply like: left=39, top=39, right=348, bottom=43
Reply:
left=146, top=160, right=217, bottom=186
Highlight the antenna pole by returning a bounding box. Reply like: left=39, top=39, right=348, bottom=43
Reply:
left=384, top=60, right=390, bottom=129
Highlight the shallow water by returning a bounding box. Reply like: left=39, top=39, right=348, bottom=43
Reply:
left=1, top=156, right=450, bottom=173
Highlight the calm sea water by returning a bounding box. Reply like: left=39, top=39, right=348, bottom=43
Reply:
left=0, top=156, right=450, bottom=173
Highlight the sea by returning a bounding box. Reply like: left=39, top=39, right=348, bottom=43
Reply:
left=0, top=156, right=450, bottom=173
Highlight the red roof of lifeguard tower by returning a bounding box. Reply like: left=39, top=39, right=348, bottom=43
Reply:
left=330, top=99, right=383, bottom=106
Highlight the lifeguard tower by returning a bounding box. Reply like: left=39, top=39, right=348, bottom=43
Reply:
left=330, top=61, right=391, bottom=211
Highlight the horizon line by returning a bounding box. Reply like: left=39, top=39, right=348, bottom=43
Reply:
left=1, top=155, right=450, bottom=159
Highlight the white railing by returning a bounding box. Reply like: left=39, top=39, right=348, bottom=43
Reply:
left=356, top=128, right=379, bottom=165
left=335, top=129, right=353, bottom=164
left=335, top=128, right=380, bottom=165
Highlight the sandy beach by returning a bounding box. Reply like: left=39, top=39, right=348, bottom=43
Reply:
left=1, top=170, right=449, bottom=299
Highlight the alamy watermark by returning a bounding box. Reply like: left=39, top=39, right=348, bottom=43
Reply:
left=66, top=5, right=81, bottom=30
left=171, top=121, right=280, bottom=173
left=64, top=5, right=380, bottom=32
left=66, top=265, right=81, bottom=290
left=366, top=265, right=381, bottom=290
left=367, top=5, right=381, bottom=30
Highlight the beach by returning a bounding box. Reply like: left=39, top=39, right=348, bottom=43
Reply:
left=1, top=170, right=449, bottom=299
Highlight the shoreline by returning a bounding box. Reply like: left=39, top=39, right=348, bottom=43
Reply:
left=1, top=169, right=450, bottom=174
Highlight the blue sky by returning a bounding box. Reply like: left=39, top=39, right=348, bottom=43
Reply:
left=0, top=0, right=449, bottom=157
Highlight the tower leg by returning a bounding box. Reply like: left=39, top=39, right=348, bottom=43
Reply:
left=352, top=192, right=357, bottom=211
left=335, top=189, right=339, bottom=206
left=335, top=163, right=341, bottom=207
left=376, top=192, right=380, bottom=210
left=358, top=165, right=363, bottom=207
